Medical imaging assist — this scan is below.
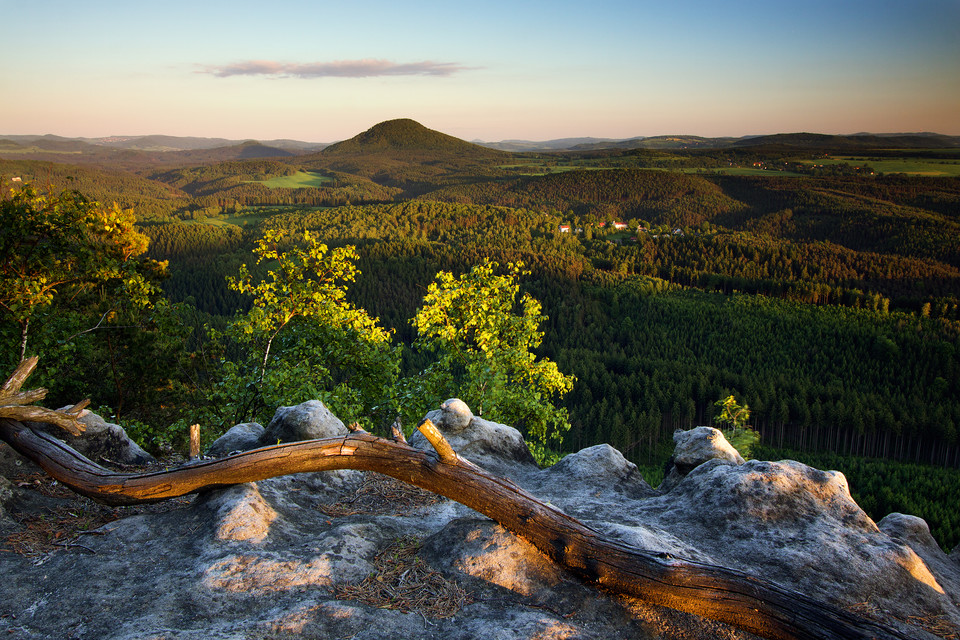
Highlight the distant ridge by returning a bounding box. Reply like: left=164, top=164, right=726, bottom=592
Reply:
left=322, top=119, right=505, bottom=157
left=0, top=134, right=328, bottom=154
left=732, top=132, right=960, bottom=150
left=478, top=137, right=619, bottom=152
left=235, top=140, right=295, bottom=159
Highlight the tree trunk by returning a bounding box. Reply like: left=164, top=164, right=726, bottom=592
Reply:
left=0, top=417, right=908, bottom=640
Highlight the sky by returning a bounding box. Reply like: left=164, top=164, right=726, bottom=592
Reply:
left=1, top=0, right=958, bottom=143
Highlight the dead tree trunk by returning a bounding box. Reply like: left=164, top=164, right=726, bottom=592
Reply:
left=0, top=417, right=908, bottom=640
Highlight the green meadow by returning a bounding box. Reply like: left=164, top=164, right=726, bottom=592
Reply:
left=255, top=171, right=333, bottom=188
left=802, top=156, right=960, bottom=176
left=188, top=204, right=330, bottom=228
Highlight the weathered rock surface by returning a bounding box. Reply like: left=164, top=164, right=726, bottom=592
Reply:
left=207, top=422, right=265, bottom=457
left=260, top=400, right=348, bottom=445
left=28, top=408, right=154, bottom=465
left=659, top=426, right=745, bottom=492
left=1, top=408, right=957, bottom=640
left=0, top=475, right=12, bottom=520
left=409, top=397, right=538, bottom=476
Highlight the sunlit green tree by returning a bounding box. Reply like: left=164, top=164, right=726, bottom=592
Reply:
left=714, top=394, right=759, bottom=458
left=0, top=184, right=158, bottom=360
left=0, top=183, right=176, bottom=423
left=204, top=229, right=398, bottom=428
left=405, top=259, right=574, bottom=464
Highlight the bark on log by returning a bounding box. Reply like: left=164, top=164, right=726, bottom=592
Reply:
left=0, top=417, right=908, bottom=640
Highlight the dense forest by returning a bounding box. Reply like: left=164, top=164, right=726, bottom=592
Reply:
left=2, top=120, right=959, bottom=548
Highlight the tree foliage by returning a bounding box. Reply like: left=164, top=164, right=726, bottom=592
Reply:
left=714, top=395, right=759, bottom=458
left=0, top=184, right=161, bottom=358
left=0, top=183, right=184, bottom=427
left=198, top=229, right=398, bottom=429
left=405, top=260, right=574, bottom=464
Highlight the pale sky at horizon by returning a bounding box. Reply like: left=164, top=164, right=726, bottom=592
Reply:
left=1, top=0, right=958, bottom=143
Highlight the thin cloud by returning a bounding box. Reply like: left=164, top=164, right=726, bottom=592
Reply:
left=199, top=59, right=473, bottom=79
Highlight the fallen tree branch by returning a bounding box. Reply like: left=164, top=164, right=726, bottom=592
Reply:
left=0, top=357, right=88, bottom=436
left=0, top=416, right=908, bottom=640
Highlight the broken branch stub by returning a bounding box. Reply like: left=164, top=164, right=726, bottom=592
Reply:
left=0, top=357, right=87, bottom=437
left=417, top=418, right=457, bottom=461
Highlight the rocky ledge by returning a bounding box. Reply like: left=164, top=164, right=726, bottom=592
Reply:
left=1, top=399, right=958, bottom=639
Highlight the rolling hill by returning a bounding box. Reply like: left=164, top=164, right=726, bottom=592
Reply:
left=322, top=118, right=506, bottom=157
left=298, top=119, right=510, bottom=196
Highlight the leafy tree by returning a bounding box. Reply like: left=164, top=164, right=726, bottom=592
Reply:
left=0, top=184, right=157, bottom=361
left=715, top=395, right=751, bottom=430
left=714, top=395, right=759, bottom=458
left=0, top=184, right=179, bottom=427
left=406, top=259, right=574, bottom=464
left=201, top=229, right=398, bottom=428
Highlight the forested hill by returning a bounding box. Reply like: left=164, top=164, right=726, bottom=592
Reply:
left=296, top=119, right=510, bottom=196
left=420, top=168, right=745, bottom=226
left=321, top=118, right=507, bottom=157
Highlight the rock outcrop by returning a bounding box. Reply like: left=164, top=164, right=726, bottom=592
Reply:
left=409, top=398, right=538, bottom=476
left=0, top=404, right=957, bottom=640
left=206, top=422, right=264, bottom=457
left=259, top=400, right=348, bottom=445
left=659, top=425, right=745, bottom=492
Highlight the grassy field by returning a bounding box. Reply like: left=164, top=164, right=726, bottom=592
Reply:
left=188, top=205, right=329, bottom=228
left=255, top=171, right=333, bottom=188
left=801, top=156, right=960, bottom=176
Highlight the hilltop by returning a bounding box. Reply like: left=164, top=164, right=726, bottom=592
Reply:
left=298, top=119, right=510, bottom=196
left=323, top=118, right=505, bottom=157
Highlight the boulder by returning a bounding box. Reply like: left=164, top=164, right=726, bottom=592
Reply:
left=879, top=512, right=960, bottom=612
left=29, top=409, right=154, bottom=466
left=544, top=443, right=656, bottom=499
left=409, top=399, right=537, bottom=475
left=207, top=422, right=265, bottom=457
left=879, top=512, right=942, bottom=553
left=659, top=426, right=744, bottom=492
left=259, top=400, right=347, bottom=444
left=436, top=397, right=473, bottom=433
left=636, top=458, right=960, bottom=629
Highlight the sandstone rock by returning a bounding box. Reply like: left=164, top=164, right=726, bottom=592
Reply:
left=409, top=401, right=537, bottom=475
left=202, top=482, right=278, bottom=543
left=207, top=422, right=265, bottom=457
left=1, top=418, right=958, bottom=639
left=420, top=517, right=734, bottom=639
left=260, top=400, right=347, bottom=444
left=880, top=512, right=960, bottom=614
left=636, top=458, right=960, bottom=630
left=540, top=444, right=656, bottom=503
left=0, top=442, right=38, bottom=478
left=879, top=513, right=941, bottom=553
left=438, top=397, right=473, bottom=432
left=0, top=475, right=12, bottom=521
left=423, top=517, right=568, bottom=597
left=659, top=426, right=744, bottom=492
left=30, top=409, right=154, bottom=466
